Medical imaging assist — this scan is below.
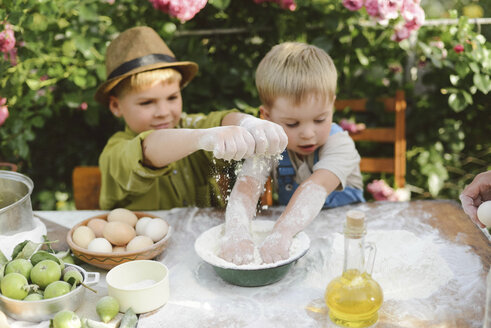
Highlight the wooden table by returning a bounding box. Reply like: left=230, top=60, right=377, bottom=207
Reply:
left=31, top=200, right=490, bottom=328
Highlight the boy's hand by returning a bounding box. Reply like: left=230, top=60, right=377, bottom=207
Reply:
left=219, top=231, right=255, bottom=265
left=199, top=126, right=255, bottom=161
left=239, top=116, right=288, bottom=156
left=259, top=231, right=292, bottom=264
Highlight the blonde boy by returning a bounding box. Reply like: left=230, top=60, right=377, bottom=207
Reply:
left=220, top=42, right=364, bottom=265
left=96, top=26, right=287, bottom=210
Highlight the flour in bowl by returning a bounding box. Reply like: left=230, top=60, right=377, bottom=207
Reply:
left=194, top=220, right=310, bottom=270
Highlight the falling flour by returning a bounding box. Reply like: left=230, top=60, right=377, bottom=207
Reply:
left=326, top=229, right=455, bottom=301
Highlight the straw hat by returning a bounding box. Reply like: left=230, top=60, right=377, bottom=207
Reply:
left=95, top=26, right=198, bottom=105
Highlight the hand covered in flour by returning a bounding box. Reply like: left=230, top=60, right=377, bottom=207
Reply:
left=259, top=231, right=293, bottom=264
left=239, top=116, right=288, bottom=156
left=199, top=126, right=255, bottom=161
left=219, top=229, right=255, bottom=265
left=459, top=170, right=491, bottom=228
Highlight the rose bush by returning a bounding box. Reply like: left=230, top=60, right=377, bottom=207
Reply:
left=0, top=0, right=489, bottom=208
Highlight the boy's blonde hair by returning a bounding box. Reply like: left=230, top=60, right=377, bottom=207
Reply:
left=255, top=42, right=337, bottom=108
left=111, top=68, right=182, bottom=98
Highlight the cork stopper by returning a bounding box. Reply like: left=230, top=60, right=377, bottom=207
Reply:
left=345, top=210, right=365, bottom=233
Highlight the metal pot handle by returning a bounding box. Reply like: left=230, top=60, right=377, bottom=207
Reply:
left=84, top=272, right=100, bottom=286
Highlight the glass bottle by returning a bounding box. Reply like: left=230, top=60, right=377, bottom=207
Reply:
left=325, top=210, right=383, bottom=328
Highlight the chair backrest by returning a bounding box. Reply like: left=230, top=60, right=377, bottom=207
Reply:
left=334, top=90, right=406, bottom=188
left=72, top=166, right=101, bottom=209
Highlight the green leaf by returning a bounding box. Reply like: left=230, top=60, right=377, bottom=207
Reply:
left=208, top=0, right=231, bottom=10
left=355, top=48, right=369, bottom=66
left=449, top=75, right=459, bottom=86
left=62, top=40, right=77, bottom=57
left=26, top=79, right=42, bottom=91
left=57, top=18, right=70, bottom=29
left=30, top=13, right=48, bottom=31
left=428, top=172, right=443, bottom=197
left=448, top=92, right=467, bottom=112
left=455, top=61, right=469, bottom=78
left=462, top=90, right=473, bottom=105
left=31, top=116, right=45, bottom=128
left=473, top=73, right=490, bottom=94
left=12, top=240, right=40, bottom=260
left=469, top=62, right=480, bottom=73
left=73, top=75, right=87, bottom=88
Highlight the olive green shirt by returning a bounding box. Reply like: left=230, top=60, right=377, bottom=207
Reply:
left=99, top=110, right=236, bottom=210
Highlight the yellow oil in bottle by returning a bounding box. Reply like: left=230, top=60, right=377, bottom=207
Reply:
left=325, top=210, right=383, bottom=328
left=325, top=269, right=383, bottom=327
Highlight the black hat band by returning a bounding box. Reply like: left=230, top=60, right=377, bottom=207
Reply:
left=107, top=53, right=177, bottom=80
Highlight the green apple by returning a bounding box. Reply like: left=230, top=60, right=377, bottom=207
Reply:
left=52, top=310, right=81, bottom=328
left=0, top=272, right=29, bottom=300
left=30, top=260, right=61, bottom=289
left=5, top=259, right=33, bottom=279
left=44, top=281, right=71, bottom=299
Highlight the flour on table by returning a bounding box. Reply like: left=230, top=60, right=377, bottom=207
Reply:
left=326, top=229, right=455, bottom=301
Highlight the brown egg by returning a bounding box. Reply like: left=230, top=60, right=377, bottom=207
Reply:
left=103, top=221, right=136, bottom=246
left=107, top=208, right=138, bottom=227
left=126, top=236, right=154, bottom=252
left=72, top=226, right=95, bottom=248
left=87, top=218, right=107, bottom=238
left=112, top=246, right=126, bottom=253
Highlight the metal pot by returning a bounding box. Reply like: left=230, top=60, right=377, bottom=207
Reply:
left=0, top=170, right=36, bottom=235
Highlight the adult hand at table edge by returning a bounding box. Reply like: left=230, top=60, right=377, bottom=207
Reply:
left=459, top=170, right=491, bottom=229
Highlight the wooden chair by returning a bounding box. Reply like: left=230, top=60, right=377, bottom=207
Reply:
left=72, top=165, right=231, bottom=210
left=72, top=166, right=101, bottom=210
left=334, top=90, right=406, bottom=188
left=260, top=90, right=407, bottom=206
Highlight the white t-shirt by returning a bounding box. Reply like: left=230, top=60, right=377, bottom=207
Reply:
left=275, top=130, right=363, bottom=191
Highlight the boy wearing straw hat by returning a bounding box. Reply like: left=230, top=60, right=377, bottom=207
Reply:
left=96, top=26, right=287, bottom=210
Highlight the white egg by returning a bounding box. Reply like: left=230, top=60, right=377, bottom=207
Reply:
left=135, top=217, right=153, bottom=236
left=143, top=218, right=169, bottom=242
left=126, top=235, right=154, bottom=252
left=87, top=238, right=113, bottom=253
left=477, top=200, right=491, bottom=227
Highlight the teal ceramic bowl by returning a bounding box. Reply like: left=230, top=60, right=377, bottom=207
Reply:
left=194, top=220, right=310, bottom=287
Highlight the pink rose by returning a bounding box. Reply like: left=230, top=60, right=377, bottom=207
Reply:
left=401, top=0, right=425, bottom=31
left=391, top=26, right=411, bottom=42
left=453, top=44, right=464, bottom=53
left=366, top=179, right=398, bottom=201
left=149, top=0, right=208, bottom=22
left=364, top=0, right=380, bottom=17
left=342, top=0, right=364, bottom=11
left=79, top=102, right=88, bottom=111
left=0, top=23, right=15, bottom=53
left=0, top=105, right=9, bottom=127
left=378, top=0, right=401, bottom=20
left=254, top=0, right=296, bottom=11
left=339, top=119, right=366, bottom=133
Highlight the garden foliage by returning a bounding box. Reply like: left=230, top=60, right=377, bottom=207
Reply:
left=0, top=0, right=489, bottom=209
